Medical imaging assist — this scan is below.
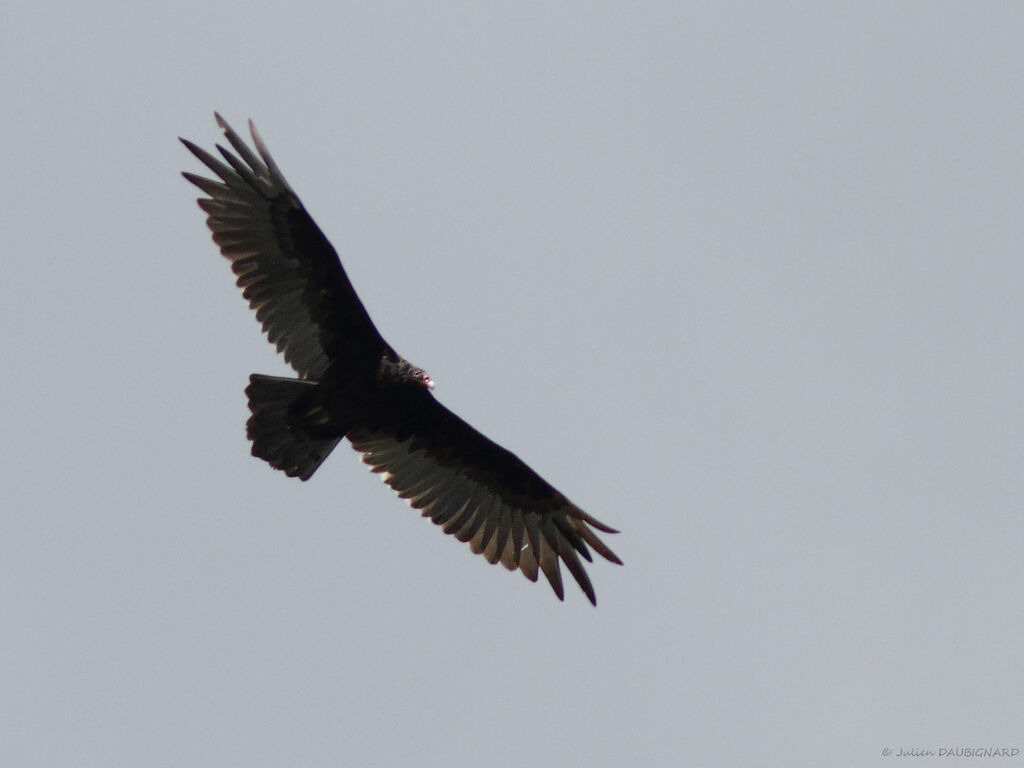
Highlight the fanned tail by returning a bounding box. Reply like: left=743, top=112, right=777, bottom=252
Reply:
left=245, top=374, right=341, bottom=480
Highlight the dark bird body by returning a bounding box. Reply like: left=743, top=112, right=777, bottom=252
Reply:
left=182, top=114, right=621, bottom=604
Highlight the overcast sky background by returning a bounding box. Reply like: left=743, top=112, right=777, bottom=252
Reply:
left=3, top=3, right=1022, bottom=766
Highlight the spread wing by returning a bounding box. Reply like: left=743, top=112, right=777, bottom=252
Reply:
left=181, top=114, right=389, bottom=380
left=348, top=391, right=622, bottom=605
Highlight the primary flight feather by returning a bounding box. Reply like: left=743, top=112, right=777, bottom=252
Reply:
left=181, top=114, right=621, bottom=604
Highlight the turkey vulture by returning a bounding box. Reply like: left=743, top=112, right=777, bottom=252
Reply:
left=181, top=114, right=621, bottom=604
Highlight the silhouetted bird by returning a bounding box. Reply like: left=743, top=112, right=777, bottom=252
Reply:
left=181, top=114, right=621, bottom=604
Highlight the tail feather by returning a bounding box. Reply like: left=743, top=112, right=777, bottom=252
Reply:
left=245, top=374, right=341, bottom=480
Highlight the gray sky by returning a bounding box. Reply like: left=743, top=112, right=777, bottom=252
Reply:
left=3, top=2, right=1023, bottom=766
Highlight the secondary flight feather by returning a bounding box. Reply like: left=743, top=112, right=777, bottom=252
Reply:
left=181, top=114, right=621, bottom=604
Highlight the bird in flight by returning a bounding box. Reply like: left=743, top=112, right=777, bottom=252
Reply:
left=181, top=114, right=621, bottom=604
